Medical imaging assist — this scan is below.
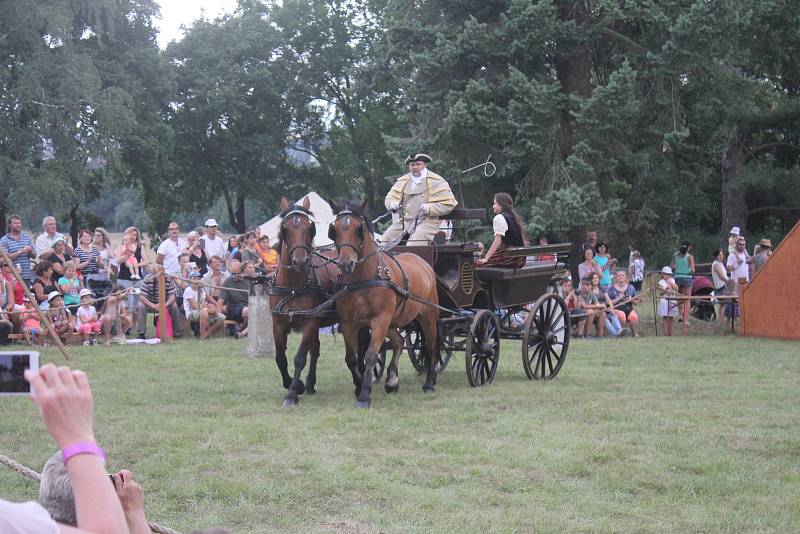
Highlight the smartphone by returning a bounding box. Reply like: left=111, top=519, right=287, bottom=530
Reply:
left=0, top=351, right=39, bottom=397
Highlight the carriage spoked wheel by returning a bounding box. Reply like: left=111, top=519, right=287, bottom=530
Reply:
left=522, top=293, right=569, bottom=380
left=465, top=309, right=501, bottom=387
left=357, top=329, right=386, bottom=382
left=405, top=321, right=451, bottom=375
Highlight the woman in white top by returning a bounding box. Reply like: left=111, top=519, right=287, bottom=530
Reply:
left=477, top=192, right=528, bottom=268
left=711, top=249, right=729, bottom=325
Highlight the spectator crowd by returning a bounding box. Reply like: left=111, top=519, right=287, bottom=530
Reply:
left=560, top=225, right=774, bottom=339
left=0, top=211, right=779, bottom=347
left=1, top=215, right=279, bottom=346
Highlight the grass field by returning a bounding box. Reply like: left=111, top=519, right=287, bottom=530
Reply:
left=1, top=334, right=799, bottom=533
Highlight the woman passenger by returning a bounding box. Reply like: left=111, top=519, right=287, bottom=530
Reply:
left=477, top=192, right=527, bottom=268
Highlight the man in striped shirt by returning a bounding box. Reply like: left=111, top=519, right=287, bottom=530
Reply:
left=0, top=214, right=35, bottom=285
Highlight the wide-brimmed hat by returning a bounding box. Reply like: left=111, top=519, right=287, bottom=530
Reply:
left=759, top=238, right=772, bottom=248
left=204, top=218, right=219, bottom=227
left=661, top=266, right=673, bottom=275
left=47, top=291, right=62, bottom=302
left=404, top=153, right=432, bottom=165
left=79, top=288, right=93, bottom=298
left=729, top=226, right=740, bottom=236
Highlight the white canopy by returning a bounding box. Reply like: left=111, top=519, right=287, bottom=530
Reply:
left=258, top=192, right=383, bottom=248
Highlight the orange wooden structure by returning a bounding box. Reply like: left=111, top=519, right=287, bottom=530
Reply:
left=740, top=219, right=800, bottom=340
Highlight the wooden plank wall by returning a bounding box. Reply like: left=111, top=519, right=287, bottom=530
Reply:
left=740, top=219, right=800, bottom=340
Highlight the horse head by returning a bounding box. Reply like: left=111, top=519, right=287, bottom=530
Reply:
left=328, top=198, right=372, bottom=275
left=278, top=196, right=316, bottom=273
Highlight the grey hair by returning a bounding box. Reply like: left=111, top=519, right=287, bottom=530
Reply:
left=42, top=216, right=56, bottom=228
left=39, top=451, right=77, bottom=526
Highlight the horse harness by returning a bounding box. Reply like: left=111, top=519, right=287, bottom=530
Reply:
left=268, top=208, right=457, bottom=319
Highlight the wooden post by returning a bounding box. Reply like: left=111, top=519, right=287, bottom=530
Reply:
left=650, top=284, right=658, bottom=336
left=0, top=247, right=70, bottom=360
left=246, top=285, right=275, bottom=358
left=157, top=271, right=169, bottom=342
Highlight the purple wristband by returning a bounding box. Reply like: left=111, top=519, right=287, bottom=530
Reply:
left=61, top=442, right=106, bottom=465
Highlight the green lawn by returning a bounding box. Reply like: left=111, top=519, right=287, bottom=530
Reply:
left=1, top=334, right=799, bottom=533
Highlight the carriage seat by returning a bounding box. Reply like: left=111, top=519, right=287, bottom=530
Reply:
left=476, top=261, right=566, bottom=281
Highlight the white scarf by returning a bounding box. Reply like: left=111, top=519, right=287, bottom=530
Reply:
left=410, top=168, right=428, bottom=185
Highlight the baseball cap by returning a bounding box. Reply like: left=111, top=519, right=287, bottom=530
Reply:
left=204, top=218, right=218, bottom=227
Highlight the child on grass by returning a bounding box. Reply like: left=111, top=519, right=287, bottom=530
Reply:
left=76, top=288, right=101, bottom=345
left=658, top=266, right=679, bottom=336
left=20, top=297, right=41, bottom=345
left=46, top=291, right=74, bottom=340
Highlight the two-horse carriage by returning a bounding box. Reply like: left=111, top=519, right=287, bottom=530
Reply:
left=267, top=197, right=571, bottom=407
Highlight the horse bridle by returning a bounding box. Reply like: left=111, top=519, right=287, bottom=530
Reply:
left=328, top=210, right=382, bottom=266
left=280, top=209, right=317, bottom=266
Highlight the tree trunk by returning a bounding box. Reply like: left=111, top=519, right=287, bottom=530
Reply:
left=0, top=201, right=6, bottom=238
left=69, top=205, right=79, bottom=248
left=365, top=174, right=375, bottom=212
left=554, top=1, right=593, bottom=284
left=721, top=129, right=748, bottom=236
left=223, top=190, right=247, bottom=233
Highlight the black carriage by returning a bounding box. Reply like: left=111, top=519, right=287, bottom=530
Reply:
left=387, top=208, right=572, bottom=387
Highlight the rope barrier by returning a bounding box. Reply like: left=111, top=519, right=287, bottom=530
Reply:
left=0, top=453, right=180, bottom=534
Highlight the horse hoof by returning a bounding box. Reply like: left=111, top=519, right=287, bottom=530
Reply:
left=282, top=396, right=299, bottom=407
left=355, top=400, right=371, bottom=409
left=422, top=384, right=435, bottom=393
left=385, top=383, right=399, bottom=394
left=306, top=387, right=316, bottom=395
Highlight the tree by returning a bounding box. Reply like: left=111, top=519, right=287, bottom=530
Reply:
left=0, top=0, right=173, bottom=241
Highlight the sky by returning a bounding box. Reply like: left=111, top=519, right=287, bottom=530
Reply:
left=154, top=0, right=238, bottom=48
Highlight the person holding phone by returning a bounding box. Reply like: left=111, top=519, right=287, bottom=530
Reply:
left=0, top=363, right=129, bottom=533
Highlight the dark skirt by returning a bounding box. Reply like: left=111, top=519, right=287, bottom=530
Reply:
left=484, top=244, right=525, bottom=268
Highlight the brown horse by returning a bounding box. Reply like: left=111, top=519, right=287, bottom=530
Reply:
left=272, top=196, right=339, bottom=407
left=328, top=199, right=440, bottom=408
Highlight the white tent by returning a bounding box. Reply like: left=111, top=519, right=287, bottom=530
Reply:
left=258, top=192, right=334, bottom=247
left=259, top=192, right=382, bottom=248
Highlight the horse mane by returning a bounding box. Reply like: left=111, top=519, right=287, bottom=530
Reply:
left=334, top=199, right=374, bottom=234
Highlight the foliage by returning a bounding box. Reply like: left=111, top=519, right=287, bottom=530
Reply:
left=4, top=0, right=800, bottom=257
left=0, top=0, right=174, bottom=240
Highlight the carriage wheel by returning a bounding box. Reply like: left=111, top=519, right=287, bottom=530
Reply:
left=406, top=321, right=450, bottom=375
left=357, top=329, right=386, bottom=382
left=465, top=310, right=501, bottom=387
left=435, top=323, right=454, bottom=374
left=522, top=293, right=569, bottom=380
left=405, top=321, right=426, bottom=373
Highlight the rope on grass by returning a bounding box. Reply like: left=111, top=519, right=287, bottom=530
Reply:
left=0, top=452, right=180, bottom=534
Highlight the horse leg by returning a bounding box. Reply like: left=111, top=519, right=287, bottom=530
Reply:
left=273, top=320, right=292, bottom=389
left=356, top=315, right=392, bottom=409
left=283, top=323, right=317, bottom=407
left=305, top=327, right=321, bottom=395
left=384, top=328, right=403, bottom=394
left=341, top=323, right=362, bottom=397
left=419, top=311, right=439, bottom=393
